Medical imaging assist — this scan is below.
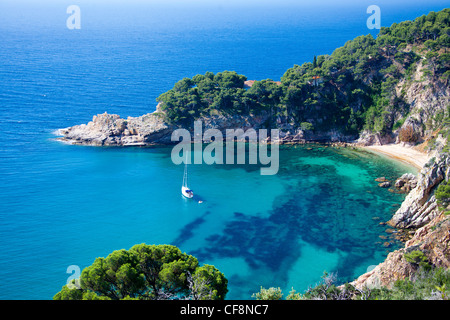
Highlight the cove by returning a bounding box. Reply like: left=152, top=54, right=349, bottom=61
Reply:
left=174, top=143, right=415, bottom=298
left=0, top=139, right=415, bottom=300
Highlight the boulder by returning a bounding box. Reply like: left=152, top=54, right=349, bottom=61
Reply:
left=395, top=179, right=405, bottom=188
left=394, top=173, right=418, bottom=194
left=378, top=181, right=391, bottom=188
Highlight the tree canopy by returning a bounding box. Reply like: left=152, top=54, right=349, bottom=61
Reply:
left=53, top=244, right=228, bottom=300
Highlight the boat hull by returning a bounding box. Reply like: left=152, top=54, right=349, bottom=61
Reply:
left=182, top=186, right=193, bottom=198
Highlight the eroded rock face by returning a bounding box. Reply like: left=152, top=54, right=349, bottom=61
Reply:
left=354, top=130, right=395, bottom=146
left=398, top=71, right=450, bottom=139
left=389, top=156, right=449, bottom=229
left=56, top=110, right=276, bottom=146
left=57, top=109, right=358, bottom=147
left=57, top=112, right=173, bottom=146
left=351, top=212, right=450, bottom=290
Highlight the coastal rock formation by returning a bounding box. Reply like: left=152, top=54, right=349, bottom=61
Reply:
left=378, top=181, right=391, bottom=188
left=355, top=130, right=395, bottom=146
left=57, top=111, right=174, bottom=146
left=395, top=173, right=417, bottom=188
left=56, top=109, right=274, bottom=146
left=393, top=173, right=418, bottom=193
left=396, top=68, right=450, bottom=140
left=351, top=153, right=450, bottom=290
left=389, top=156, right=449, bottom=229
left=351, top=212, right=450, bottom=290
left=57, top=108, right=357, bottom=146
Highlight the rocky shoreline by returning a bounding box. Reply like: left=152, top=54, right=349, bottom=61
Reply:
left=350, top=152, right=450, bottom=290
left=55, top=104, right=359, bottom=147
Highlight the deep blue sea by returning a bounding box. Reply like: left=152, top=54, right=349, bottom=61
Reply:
left=0, top=0, right=448, bottom=300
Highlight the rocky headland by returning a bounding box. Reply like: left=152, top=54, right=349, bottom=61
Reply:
left=56, top=106, right=353, bottom=147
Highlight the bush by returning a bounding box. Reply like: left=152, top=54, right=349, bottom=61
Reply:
left=435, top=180, right=450, bottom=209
left=369, top=267, right=450, bottom=300
left=300, top=122, right=314, bottom=131
left=252, top=287, right=283, bottom=300
left=404, top=250, right=430, bottom=270
left=393, top=118, right=406, bottom=130
left=252, top=267, right=450, bottom=300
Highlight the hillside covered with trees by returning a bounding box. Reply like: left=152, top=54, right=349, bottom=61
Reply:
left=156, top=8, right=450, bottom=141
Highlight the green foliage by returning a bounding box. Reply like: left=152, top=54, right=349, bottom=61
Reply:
left=191, top=264, right=228, bottom=300
left=393, top=118, right=406, bottom=130
left=158, top=71, right=284, bottom=125
left=435, top=180, right=450, bottom=214
left=436, top=180, right=450, bottom=200
left=251, top=268, right=450, bottom=300
left=285, top=288, right=302, bottom=300
left=404, top=250, right=430, bottom=269
left=369, top=267, right=450, bottom=300
left=300, top=122, right=314, bottom=131
left=251, top=287, right=283, bottom=300
left=53, top=244, right=228, bottom=300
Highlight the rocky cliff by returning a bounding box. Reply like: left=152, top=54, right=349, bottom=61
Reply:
left=351, top=211, right=450, bottom=290
left=351, top=152, right=450, bottom=290
left=348, top=50, right=450, bottom=290
left=389, top=155, right=449, bottom=229
left=57, top=108, right=173, bottom=146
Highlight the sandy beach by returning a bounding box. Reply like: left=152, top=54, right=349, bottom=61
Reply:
left=362, top=143, right=432, bottom=170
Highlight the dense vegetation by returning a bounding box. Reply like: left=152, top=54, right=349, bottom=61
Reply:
left=53, top=244, right=228, bottom=300
left=157, top=9, right=450, bottom=139
left=253, top=267, right=450, bottom=300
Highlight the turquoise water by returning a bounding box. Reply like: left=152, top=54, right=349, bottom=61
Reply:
left=0, top=0, right=445, bottom=300
left=1, top=138, right=415, bottom=299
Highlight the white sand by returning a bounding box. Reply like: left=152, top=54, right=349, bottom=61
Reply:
left=362, top=143, right=431, bottom=170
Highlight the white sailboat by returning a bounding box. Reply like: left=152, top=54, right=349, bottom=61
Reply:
left=181, top=156, right=194, bottom=199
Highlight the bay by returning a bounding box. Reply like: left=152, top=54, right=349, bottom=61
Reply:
left=0, top=0, right=446, bottom=299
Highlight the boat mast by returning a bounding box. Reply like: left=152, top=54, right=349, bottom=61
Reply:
left=183, top=153, right=188, bottom=188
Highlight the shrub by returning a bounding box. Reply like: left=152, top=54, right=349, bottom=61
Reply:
left=252, top=287, right=283, bottom=300
left=435, top=180, right=450, bottom=209
left=300, top=122, right=314, bottom=131
left=404, top=250, right=430, bottom=269
left=369, top=267, right=450, bottom=300
left=393, top=118, right=406, bottom=130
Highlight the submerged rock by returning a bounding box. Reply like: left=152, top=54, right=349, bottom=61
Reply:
left=378, top=181, right=391, bottom=188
